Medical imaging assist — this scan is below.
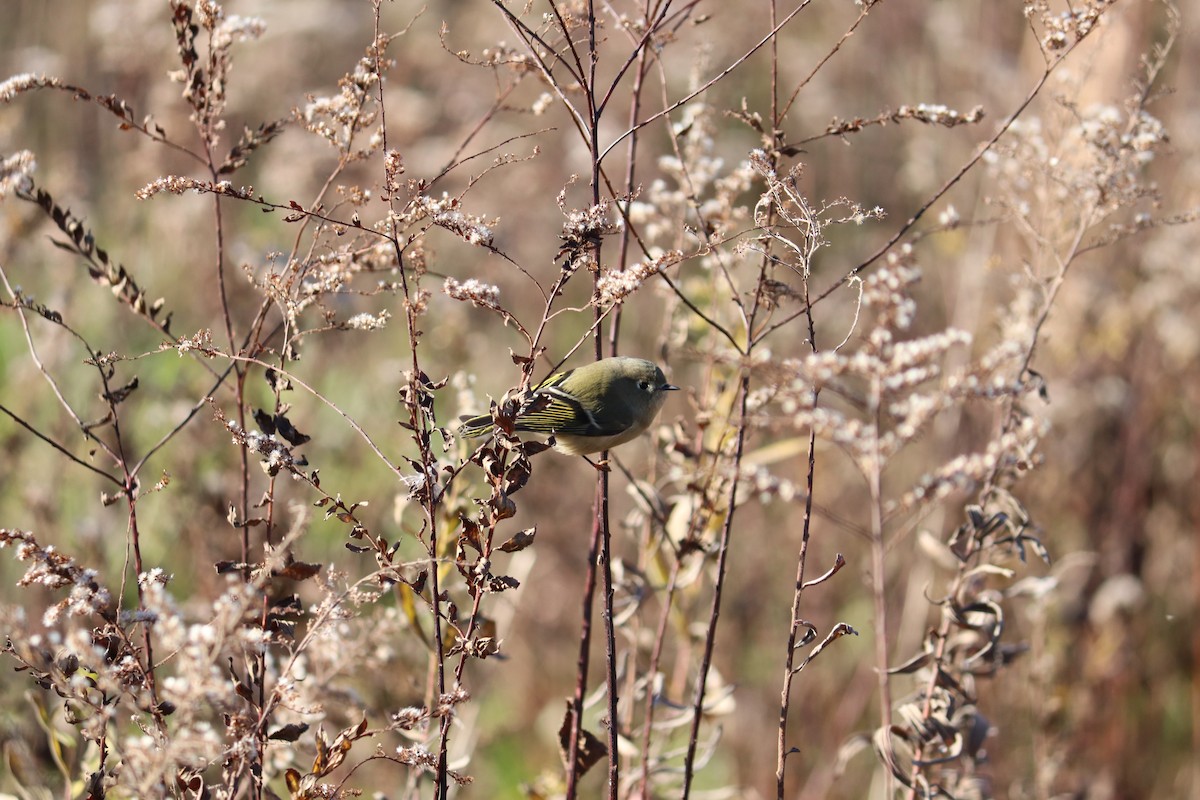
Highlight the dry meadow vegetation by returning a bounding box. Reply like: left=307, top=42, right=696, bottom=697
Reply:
left=1, top=1, right=1198, bottom=798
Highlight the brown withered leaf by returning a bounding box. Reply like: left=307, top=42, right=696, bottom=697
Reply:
left=487, top=575, right=519, bottom=592
left=276, top=557, right=321, bottom=582
left=558, top=701, right=607, bottom=778
left=509, top=350, right=536, bottom=365
left=458, top=515, right=483, bottom=553
left=174, top=769, right=204, bottom=799
left=219, top=119, right=287, bottom=175
left=492, top=493, right=517, bottom=521
left=252, top=408, right=275, bottom=435
left=886, top=649, right=932, bottom=676
left=102, top=376, right=139, bottom=406
left=409, top=570, right=427, bottom=594
left=264, top=367, right=292, bottom=392
left=522, top=440, right=554, bottom=456
left=273, top=413, right=311, bottom=447
left=268, top=722, right=309, bottom=742
left=498, top=527, right=536, bottom=553
left=284, top=768, right=301, bottom=795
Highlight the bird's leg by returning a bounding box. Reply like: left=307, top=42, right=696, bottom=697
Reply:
left=583, top=455, right=611, bottom=472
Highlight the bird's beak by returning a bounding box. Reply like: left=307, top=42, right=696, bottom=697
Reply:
left=661, top=383, right=680, bottom=391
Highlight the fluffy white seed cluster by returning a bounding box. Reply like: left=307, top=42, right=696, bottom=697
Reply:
left=344, top=310, right=391, bottom=331
left=384, top=149, right=405, bottom=193
left=209, top=14, right=266, bottom=50
left=414, top=194, right=495, bottom=246
left=1, top=529, right=113, bottom=626
left=627, top=107, right=756, bottom=250
left=892, top=416, right=1046, bottom=512
left=443, top=277, right=501, bottom=309
left=136, top=176, right=252, bottom=200
left=988, top=89, right=1171, bottom=236
left=175, top=329, right=215, bottom=356
left=135, top=175, right=205, bottom=199
left=595, top=250, right=682, bottom=305
left=0, top=73, right=60, bottom=103
left=561, top=200, right=615, bottom=240
left=1026, top=0, right=1112, bottom=50
left=896, top=103, right=985, bottom=127
left=1078, top=104, right=1168, bottom=167
left=301, top=50, right=384, bottom=153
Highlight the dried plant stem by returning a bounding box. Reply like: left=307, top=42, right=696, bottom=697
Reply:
left=681, top=371, right=750, bottom=799
left=583, top=4, right=623, bottom=796
left=599, top=467, right=620, bottom=799
left=759, top=43, right=1081, bottom=345
left=637, top=555, right=681, bottom=794
left=2, top=260, right=168, bottom=735
left=566, top=504, right=603, bottom=799
left=108, top=369, right=168, bottom=739
left=775, top=430, right=819, bottom=796
left=361, top=4, right=451, bottom=795
left=131, top=360, right=241, bottom=477
left=0, top=401, right=119, bottom=486
left=866, top=386, right=895, bottom=797
left=778, top=2, right=873, bottom=122
left=904, top=160, right=1095, bottom=798
left=190, top=58, right=263, bottom=787
left=601, top=0, right=812, bottom=162
left=0, top=267, right=122, bottom=467
left=606, top=0, right=653, bottom=356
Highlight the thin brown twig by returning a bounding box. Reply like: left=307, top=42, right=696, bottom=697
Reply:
left=0, top=402, right=121, bottom=487
left=600, top=0, right=812, bottom=163
left=757, top=53, right=1070, bottom=345
left=681, top=371, right=751, bottom=798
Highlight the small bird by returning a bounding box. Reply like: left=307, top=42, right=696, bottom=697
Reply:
left=458, top=357, right=679, bottom=455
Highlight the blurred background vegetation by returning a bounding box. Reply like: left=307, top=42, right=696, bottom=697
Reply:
left=2, top=1, right=1198, bottom=798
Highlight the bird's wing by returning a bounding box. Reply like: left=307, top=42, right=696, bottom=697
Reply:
left=513, top=383, right=609, bottom=435
left=457, top=369, right=600, bottom=437
left=459, top=368, right=629, bottom=439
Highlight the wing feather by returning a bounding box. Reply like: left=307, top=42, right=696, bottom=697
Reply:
left=515, top=386, right=614, bottom=435
left=458, top=363, right=640, bottom=442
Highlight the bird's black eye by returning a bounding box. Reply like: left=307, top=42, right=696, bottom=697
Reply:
left=638, top=380, right=652, bottom=391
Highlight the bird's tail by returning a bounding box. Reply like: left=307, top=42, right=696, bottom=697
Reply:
left=457, top=413, right=494, bottom=438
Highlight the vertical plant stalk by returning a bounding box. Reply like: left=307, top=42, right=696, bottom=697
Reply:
left=775, top=425, right=819, bottom=797
left=585, top=1, right=623, bottom=790
left=637, top=556, right=681, bottom=794
left=603, top=35, right=660, bottom=785
left=866, top=379, right=895, bottom=797
left=681, top=372, right=751, bottom=798
left=565, top=16, right=601, bottom=797
left=358, top=3, right=449, bottom=795
left=763, top=7, right=828, bottom=789
left=598, top=467, right=620, bottom=799
left=199, top=56, right=263, bottom=800
left=2, top=253, right=177, bottom=792
left=773, top=180, right=822, bottom=794
left=904, top=133, right=1113, bottom=794
left=562, top=3, right=622, bottom=798
left=566, top=499, right=603, bottom=799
